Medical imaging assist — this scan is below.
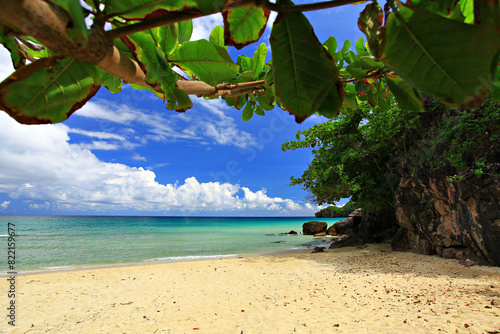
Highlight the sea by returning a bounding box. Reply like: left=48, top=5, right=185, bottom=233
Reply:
left=0, top=215, right=343, bottom=274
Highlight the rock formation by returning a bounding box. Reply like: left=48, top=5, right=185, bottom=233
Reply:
left=302, top=221, right=327, bottom=235
left=392, top=166, right=500, bottom=265
left=329, top=209, right=397, bottom=248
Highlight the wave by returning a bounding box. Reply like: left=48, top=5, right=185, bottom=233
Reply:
left=0, top=235, right=9, bottom=237
left=147, top=254, right=237, bottom=262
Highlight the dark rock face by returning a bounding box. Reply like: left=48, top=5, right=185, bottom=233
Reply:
left=329, top=209, right=363, bottom=236
left=302, top=221, right=327, bottom=235
left=329, top=209, right=398, bottom=248
left=393, top=167, right=500, bottom=265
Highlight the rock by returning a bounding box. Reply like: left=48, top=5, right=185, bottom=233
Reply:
left=272, top=240, right=286, bottom=243
left=311, top=246, right=325, bottom=253
left=393, top=164, right=500, bottom=265
left=326, top=224, right=337, bottom=236
left=314, top=232, right=327, bottom=236
left=287, top=230, right=298, bottom=235
left=331, top=210, right=363, bottom=236
left=330, top=209, right=398, bottom=249
left=302, top=221, right=327, bottom=235
left=264, top=234, right=275, bottom=236
left=393, top=164, right=500, bottom=266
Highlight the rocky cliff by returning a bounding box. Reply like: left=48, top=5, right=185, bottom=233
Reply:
left=392, top=166, right=500, bottom=265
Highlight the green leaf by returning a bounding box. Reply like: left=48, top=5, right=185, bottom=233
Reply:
left=242, top=102, right=254, bottom=121
left=355, top=37, right=370, bottom=56
left=223, top=6, right=270, bottom=49
left=385, top=75, right=424, bottom=112
left=0, top=29, right=26, bottom=69
left=270, top=9, right=342, bottom=122
left=237, top=55, right=252, bottom=73
left=121, top=30, right=192, bottom=111
left=170, top=39, right=239, bottom=86
left=358, top=3, right=384, bottom=58
left=409, top=0, right=465, bottom=21
left=104, top=0, right=220, bottom=19
left=377, top=81, right=391, bottom=112
left=155, top=24, right=179, bottom=56
left=381, top=4, right=500, bottom=107
left=340, top=39, right=351, bottom=57
left=252, top=43, right=267, bottom=75
left=255, top=93, right=275, bottom=111
left=0, top=56, right=102, bottom=124
left=323, top=36, right=337, bottom=57
left=178, top=20, right=193, bottom=44
left=210, top=26, right=226, bottom=49
left=48, top=0, right=88, bottom=47
left=490, top=64, right=500, bottom=102
left=103, top=72, right=122, bottom=94
left=254, top=103, right=265, bottom=116
left=346, top=57, right=383, bottom=80
left=460, top=0, right=474, bottom=24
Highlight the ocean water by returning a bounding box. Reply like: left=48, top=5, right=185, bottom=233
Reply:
left=0, top=216, right=343, bottom=273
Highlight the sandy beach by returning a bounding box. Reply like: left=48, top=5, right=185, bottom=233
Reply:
left=1, top=243, right=499, bottom=334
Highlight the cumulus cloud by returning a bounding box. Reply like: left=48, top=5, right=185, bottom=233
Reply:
left=75, top=97, right=257, bottom=149
left=0, top=201, right=10, bottom=210
left=0, top=113, right=304, bottom=213
left=191, top=14, right=223, bottom=41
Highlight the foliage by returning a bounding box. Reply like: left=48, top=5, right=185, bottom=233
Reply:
left=0, top=0, right=498, bottom=124
left=417, top=97, right=500, bottom=180
left=315, top=200, right=358, bottom=217
left=282, top=102, right=417, bottom=211
left=282, top=96, right=500, bottom=210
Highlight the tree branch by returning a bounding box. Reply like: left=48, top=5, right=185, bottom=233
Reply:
left=224, top=0, right=366, bottom=13
left=105, top=11, right=205, bottom=40
left=106, top=0, right=366, bottom=40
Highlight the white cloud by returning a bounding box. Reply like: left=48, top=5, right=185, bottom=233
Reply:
left=0, top=201, right=10, bottom=210
left=67, top=128, right=126, bottom=141
left=75, top=98, right=257, bottom=149
left=132, top=153, right=147, bottom=161
left=76, top=141, right=120, bottom=151
left=0, top=46, right=14, bottom=81
left=0, top=112, right=305, bottom=213
left=191, top=14, right=223, bottom=41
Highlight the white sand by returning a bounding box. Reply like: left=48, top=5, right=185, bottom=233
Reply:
left=1, top=243, right=499, bottom=333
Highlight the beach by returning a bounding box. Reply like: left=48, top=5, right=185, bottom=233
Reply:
left=1, top=243, right=499, bottom=334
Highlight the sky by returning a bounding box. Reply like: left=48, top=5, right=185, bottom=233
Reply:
left=0, top=1, right=366, bottom=216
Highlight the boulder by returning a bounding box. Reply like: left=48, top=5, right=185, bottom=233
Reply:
left=302, top=221, right=327, bottom=235
left=329, top=209, right=398, bottom=249
left=311, top=246, right=325, bottom=253
left=331, top=210, right=363, bottom=236
left=326, top=224, right=337, bottom=236
left=287, top=230, right=298, bottom=235
left=314, top=232, right=327, bottom=236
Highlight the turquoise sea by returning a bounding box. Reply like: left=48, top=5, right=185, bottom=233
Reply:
left=0, top=216, right=343, bottom=274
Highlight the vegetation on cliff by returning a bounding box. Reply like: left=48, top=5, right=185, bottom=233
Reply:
left=283, top=96, right=499, bottom=212
left=315, top=201, right=358, bottom=217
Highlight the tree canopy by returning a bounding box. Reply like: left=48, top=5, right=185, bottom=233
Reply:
left=282, top=97, right=500, bottom=211
left=0, top=0, right=498, bottom=125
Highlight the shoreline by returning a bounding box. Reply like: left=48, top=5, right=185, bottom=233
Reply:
left=1, top=246, right=316, bottom=277
left=1, top=243, right=499, bottom=333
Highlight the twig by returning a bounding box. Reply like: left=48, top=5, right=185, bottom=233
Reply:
left=9, top=33, right=45, bottom=51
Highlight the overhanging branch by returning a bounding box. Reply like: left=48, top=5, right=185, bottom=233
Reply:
left=106, top=0, right=367, bottom=40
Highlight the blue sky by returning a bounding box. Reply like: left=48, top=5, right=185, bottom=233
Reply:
left=0, top=1, right=365, bottom=216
